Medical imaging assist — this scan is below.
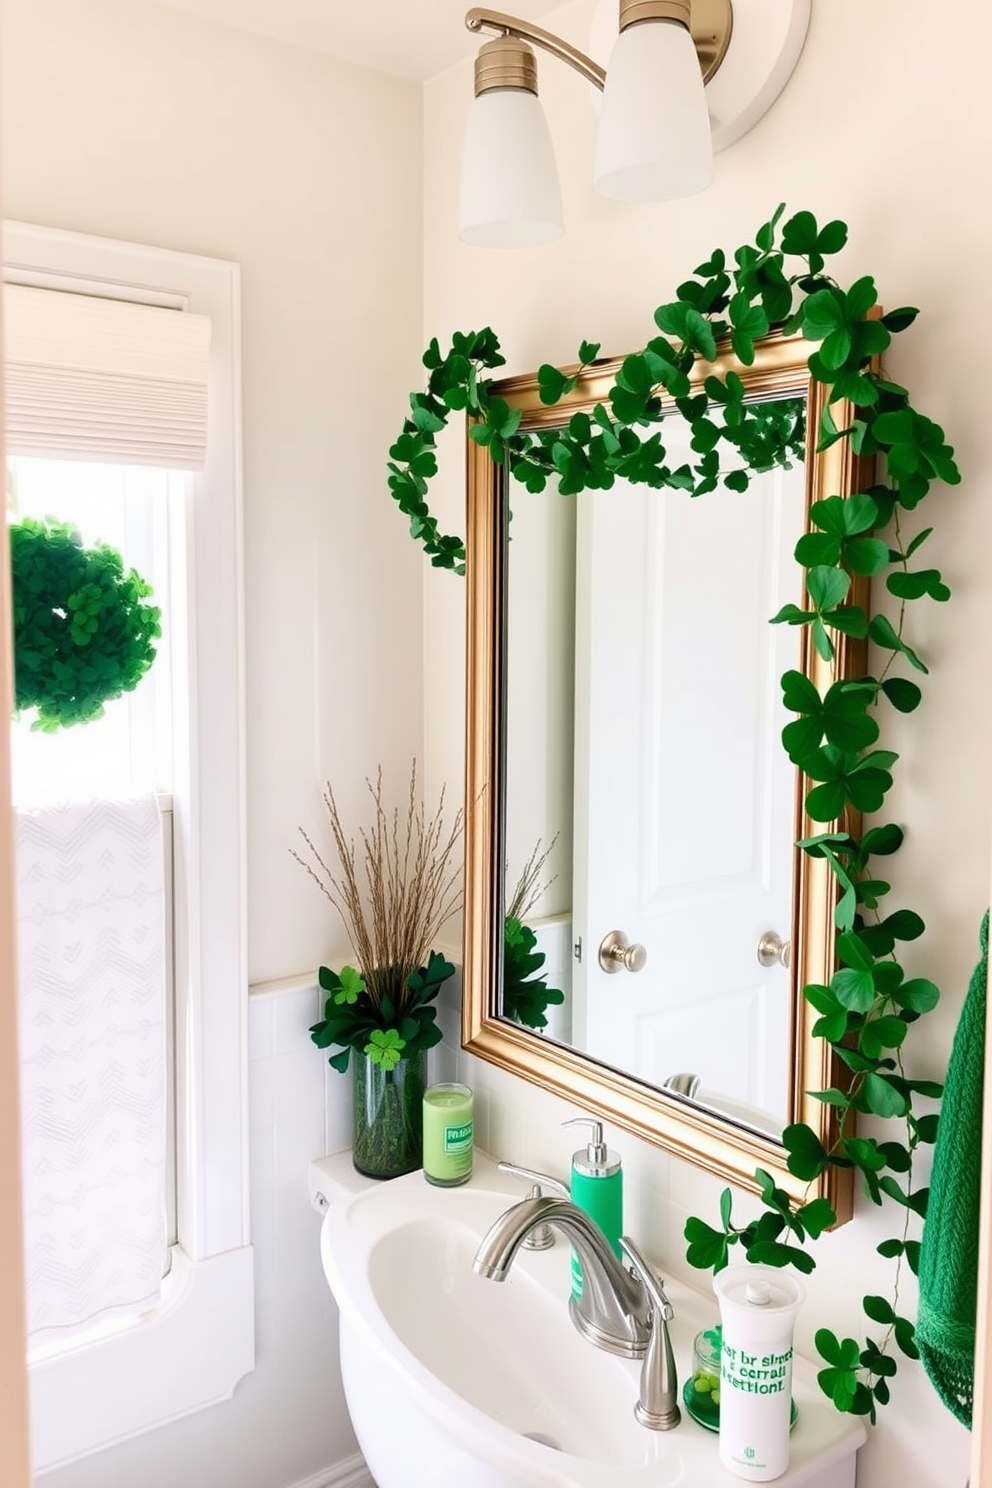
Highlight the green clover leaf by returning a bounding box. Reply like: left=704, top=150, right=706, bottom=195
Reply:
left=335, top=966, right=366, bottom=1005
left=364, top=1028, right=406, bottom=1071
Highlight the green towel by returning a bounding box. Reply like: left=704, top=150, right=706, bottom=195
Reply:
left=916, top=910, right=988, bottom=1428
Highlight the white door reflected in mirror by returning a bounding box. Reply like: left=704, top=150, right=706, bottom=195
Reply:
left=503, top=413, right=806, bottom=1136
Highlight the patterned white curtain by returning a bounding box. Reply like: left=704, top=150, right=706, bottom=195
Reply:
left=15, top=796, right=167, bottom=1343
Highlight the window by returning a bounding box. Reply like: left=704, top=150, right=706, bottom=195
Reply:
left=11, top=454, right=179, bottom=1339
left=4, top=221, right=252, bottom=1471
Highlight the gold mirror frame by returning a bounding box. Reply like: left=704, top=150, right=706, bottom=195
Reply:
left=463, top=328, right=873, bottom=1224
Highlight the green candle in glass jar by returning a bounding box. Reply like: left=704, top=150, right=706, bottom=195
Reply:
left=423, top=1083, right=474, bottom=1186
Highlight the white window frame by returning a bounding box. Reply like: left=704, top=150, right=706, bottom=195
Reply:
left=4, top=220, right=253, bottom=1472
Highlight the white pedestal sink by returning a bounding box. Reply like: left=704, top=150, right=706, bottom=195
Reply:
left=317, top=1156, right=865, bottom=1488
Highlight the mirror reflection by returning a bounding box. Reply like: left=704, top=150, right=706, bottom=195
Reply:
left=463, top=331, right=864, bottom=1212
left=501, top=404, right=807, bottom=1137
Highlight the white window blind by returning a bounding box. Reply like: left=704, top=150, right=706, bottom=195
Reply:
left=3, top=284, right=211, bottom=468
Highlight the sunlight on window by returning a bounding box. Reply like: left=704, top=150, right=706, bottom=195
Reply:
left=8, top=457, right=180, bottom=807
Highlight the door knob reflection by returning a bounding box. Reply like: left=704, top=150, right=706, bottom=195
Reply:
left=598, top=930, right=647, bottom=974
left=756, top=930, right=792, bottom=969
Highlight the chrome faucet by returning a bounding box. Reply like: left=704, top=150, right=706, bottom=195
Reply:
left=472, top=1195, right=681, bottom=1430
left=474, top=1194, right=650, bottom=1356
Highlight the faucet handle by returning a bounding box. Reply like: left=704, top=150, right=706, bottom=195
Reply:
left=496, top=1162, right=570, bottom=1250
left=619, top=1237, right=675, bottom=1320
left=619, top=1237, right=681, bottom=1431
left=496, top=1161, right=570, bottom=1198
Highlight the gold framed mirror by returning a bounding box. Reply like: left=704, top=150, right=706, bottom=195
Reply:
left=463, top=328, right=872, bottom=1222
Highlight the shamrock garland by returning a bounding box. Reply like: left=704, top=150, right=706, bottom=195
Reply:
left=386, top=204, right=959, bottom=1420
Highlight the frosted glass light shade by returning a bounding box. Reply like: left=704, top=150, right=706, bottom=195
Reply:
left=459, top=89, right=564, bottom=248
left=594, top=19, right=714, bottom=202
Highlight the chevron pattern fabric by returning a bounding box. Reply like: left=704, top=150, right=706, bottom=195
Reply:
left=15, top=795, right=168, bottom=1342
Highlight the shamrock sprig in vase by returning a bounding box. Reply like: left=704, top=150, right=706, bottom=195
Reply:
left=502, top=835, right=565, bottom=1032
left=310, top=954, right=455, bottom=1178
left=293, top=762, right=462, bottom=1179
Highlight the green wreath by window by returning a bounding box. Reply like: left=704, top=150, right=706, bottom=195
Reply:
left=10, top=516, right=161, bottom=732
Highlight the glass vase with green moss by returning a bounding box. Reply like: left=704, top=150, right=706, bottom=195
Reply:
left=352, top=1045, right=427, bottom=1179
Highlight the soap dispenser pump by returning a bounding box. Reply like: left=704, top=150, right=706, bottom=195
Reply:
left=563, top=1117, right=624, bottom=1301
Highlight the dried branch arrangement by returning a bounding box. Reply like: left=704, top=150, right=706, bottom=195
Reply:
left=293, top=760, right=463, bottom=1070
left=506, top=832, right=559, bottom=922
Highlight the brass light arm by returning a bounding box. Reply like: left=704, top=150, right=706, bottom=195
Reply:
left=465, top=3, right=732, bottom=92
left=465, top=7, right=607, bottom=91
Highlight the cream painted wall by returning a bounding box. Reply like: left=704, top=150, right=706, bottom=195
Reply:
left=424, top=3, right=992, bottom=1486
left=2, top=0, right=424, bottom=1483
left=505, top=491, right=575, bottom=917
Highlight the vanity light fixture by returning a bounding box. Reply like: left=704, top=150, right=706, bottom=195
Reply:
left=458, top=0, right=811, bottom=248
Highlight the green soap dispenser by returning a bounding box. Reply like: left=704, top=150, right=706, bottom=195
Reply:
left=563, top=1116, right=623, bottom=1302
